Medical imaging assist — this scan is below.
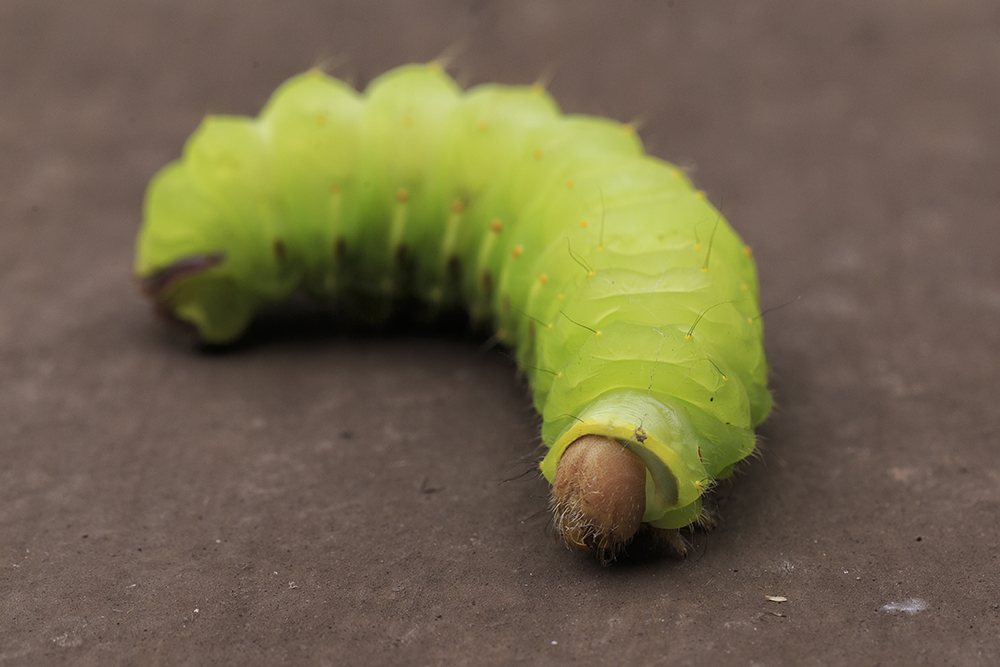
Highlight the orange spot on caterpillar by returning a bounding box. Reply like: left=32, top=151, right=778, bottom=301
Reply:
left=672, top=168, right=683, bottom=179
left=530, top=83, right=545, bottom=96
left=587, top=270, right=595, bottom=277
left=701, top=267, right=709, bottom=273
left=696, top=190, right=706, bottom=199
left=538, top=273, right=549, bottom=284
left=685, top=333, right=693, bottom=341
left=396, top=189, right=410, bottom=203
left=532, top=148, right=543, bottom=160
left=328, top=183, right=341, bottom=194
left=402, top=115, right=414, bottom=128
left=743, top=245, right=754, bottom=258
left=511, top=245, right=524, bottom=258
left=622, top=123, right=635, bottom=136
left=694, top=243, right=702, bottom=251
left=557, top=294, right=565, bottom=301
left=489, top=218, right=503, bottom=233
left=595, top=330, right=602, bottom=337
left=579, top=220, right=589, bottom=228
left=742, top=283, right=750, bottom=291
left=451, top=200, right=465, bottom=214
left=565, top=179, right=575, bottom=189
left=477, top=120, right=489, bottom=132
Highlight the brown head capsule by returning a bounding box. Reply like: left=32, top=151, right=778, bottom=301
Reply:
left=551, top=434, right=646, bottom=564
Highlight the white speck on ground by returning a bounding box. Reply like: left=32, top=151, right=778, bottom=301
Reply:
left=882, top=598, right=928, bottom=614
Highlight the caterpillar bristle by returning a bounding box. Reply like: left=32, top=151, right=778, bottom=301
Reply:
left=551, top=434, right=646, bottom=564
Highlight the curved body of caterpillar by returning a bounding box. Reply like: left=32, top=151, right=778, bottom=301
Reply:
left=135, top=63, right=772, bottom=562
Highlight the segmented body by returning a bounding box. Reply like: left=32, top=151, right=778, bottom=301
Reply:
left=136, top=63, right=771, bottom=535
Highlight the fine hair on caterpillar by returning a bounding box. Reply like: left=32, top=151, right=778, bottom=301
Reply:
left=135, top=61, right=772, bottom=563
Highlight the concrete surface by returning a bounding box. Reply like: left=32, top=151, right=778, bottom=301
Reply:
left=2, top=1, right=999, bottom=664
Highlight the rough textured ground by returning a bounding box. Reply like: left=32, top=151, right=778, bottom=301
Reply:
left=2, top=1, right=999, bottom=665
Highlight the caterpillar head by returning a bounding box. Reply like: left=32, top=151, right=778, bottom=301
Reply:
left=551, top=434, right=646, bottom=564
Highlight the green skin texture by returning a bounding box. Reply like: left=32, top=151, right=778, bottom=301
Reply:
left=136, top=63, right=772, bottom=530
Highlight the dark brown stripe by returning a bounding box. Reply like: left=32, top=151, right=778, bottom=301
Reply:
left=139, top=253, right=225, bottom=297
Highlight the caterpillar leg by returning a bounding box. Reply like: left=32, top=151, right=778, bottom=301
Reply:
left=551, top=434, right=646, bottom=564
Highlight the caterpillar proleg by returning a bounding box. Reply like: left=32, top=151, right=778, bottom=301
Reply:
left=135, top=63, right=772, bottom=562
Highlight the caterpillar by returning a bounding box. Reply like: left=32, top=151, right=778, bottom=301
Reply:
left=135, top=62, right=772, bottom=563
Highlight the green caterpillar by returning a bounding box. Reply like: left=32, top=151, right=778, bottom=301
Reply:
left=135, top=62, right=772, bottom=562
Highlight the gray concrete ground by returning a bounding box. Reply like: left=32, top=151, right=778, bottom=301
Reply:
left=2, top=1, right=999, bottom=664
